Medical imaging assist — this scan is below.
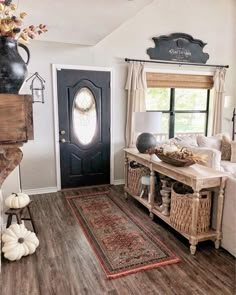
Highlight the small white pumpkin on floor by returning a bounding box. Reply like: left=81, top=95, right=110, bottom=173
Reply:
left=5, top=192, right=30, bottom=209
left=2, top=224, right=39, bottom=261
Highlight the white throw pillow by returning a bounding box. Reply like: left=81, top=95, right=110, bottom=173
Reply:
left=175, top=136, right=198, bottom=147
left=197, top=135, right=222, bottom=151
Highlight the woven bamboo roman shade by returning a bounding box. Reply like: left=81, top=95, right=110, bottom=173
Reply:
left=146, top=72, right=214, bottom=89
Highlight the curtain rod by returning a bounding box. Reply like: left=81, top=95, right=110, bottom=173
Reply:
left=124, top=58, right=229, bottom=69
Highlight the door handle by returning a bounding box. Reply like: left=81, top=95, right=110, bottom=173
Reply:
left=60, top=138, right=66, bottom=143
left=59, top=130, right=66, bottom=135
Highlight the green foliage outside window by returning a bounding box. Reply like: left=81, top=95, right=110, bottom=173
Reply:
left=146, top=88, right=170, bottom=110
left=175, top=89, right=207, bottom=110
left=146, top=88, right=209, bottom=137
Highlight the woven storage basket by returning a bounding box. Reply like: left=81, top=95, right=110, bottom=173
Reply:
left=127, top=163, right=149, bottom=196
left=170, top=182, right=212, bottom=234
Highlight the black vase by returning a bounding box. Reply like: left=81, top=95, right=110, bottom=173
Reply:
left=136, top=132, right=157, bottom=153
left=0, top=36, right=30, bottom=94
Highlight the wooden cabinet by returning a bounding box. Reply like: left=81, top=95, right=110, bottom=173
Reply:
left=0, top=94, right=33, bottom=187
left=124, top=148, right=227, bottom=255
left=0, top=94, right=33, bottom=143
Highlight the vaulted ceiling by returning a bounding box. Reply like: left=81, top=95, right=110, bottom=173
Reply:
left=19, top=0, right=153, bottom=45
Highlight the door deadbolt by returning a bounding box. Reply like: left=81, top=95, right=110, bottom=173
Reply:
left=60, top=130, right=66, bottom=135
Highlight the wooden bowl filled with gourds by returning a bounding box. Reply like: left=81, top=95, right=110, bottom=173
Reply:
left=148, top=144, right=207, bottom=167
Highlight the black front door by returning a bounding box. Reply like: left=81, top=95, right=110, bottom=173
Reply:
left=57, top=69, right=110, bottom=189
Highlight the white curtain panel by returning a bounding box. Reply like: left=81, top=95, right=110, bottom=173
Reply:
left=125, top=62, right=147, bottom=147
left=212, top=68, right=227, bottom=135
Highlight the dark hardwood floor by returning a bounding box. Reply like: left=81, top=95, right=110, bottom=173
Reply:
left=1, top=185, right=235, bottom=295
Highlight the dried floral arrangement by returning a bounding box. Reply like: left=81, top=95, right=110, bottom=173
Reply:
left=0, top=0, right=47, bottom=42
left=148, top=144, right=207, bottom=167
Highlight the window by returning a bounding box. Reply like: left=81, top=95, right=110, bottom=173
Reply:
left=145, top=72, right=213, bottom=140
left=73, top=87, right=97, bottom=145
left=146, top=87, right=210, bottom=139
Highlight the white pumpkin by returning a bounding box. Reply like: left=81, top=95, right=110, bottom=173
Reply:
left=5, top=192, right=30, bottom=209
left=163, top=144, right=178, bottom=155
left=2, top=224, right=39, bottom=261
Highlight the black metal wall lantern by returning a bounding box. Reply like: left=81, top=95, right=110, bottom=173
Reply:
left=26, top=72, right=45, bottom=103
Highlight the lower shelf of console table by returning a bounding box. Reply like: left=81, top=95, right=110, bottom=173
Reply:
left=125, top=187, right=218, bottom=250
left=124, top=148, right=227, bottom=255
left=151, top=206, right=217, bottom=242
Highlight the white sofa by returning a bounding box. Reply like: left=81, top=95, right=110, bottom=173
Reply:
left=221, top=177, right=236, bottom=256
left=175, top=135, right=236, bottom=257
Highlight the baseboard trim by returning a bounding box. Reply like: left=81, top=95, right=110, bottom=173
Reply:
left=113, top=179, right=125, bottom=185
left=22, top=187, right=58, bottom=196
left=22, top=182, right=125, bottom=195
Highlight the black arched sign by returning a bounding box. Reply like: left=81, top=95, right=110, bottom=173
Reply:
left=147, top=33, right=209, bottom=63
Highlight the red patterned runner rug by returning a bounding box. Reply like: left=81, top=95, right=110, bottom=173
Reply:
left=66, top=191, right=180, bottom=279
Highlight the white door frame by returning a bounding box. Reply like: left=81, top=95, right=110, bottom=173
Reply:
left=52, top=64, right=114, bottom=191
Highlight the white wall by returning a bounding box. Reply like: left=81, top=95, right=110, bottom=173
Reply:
left=221, top=0, right=236, bottom=137
left=14, top=0, right=235, bottom=191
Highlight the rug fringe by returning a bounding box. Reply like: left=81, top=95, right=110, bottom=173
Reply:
left=106, top=257, right=181, bottom=279
left=65, top=191, right=110, bottom=199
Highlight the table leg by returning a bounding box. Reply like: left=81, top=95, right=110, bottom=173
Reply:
left=149, top=170, right=155, bottom=219
left=6, top=215, right=12, bottom=228
left=124, top=155, right=128, bottom=190
left=148, top=170, right=155, bottom=204
left=190, top=243, right=197, bottom=255
left=149, top=212, right=154, bottom=220
left=124, top=155, right=128, bottom=200
left=215, top=240, right=220, bottom=249
left=27, top=205, right=37, bottom=233
left=215, top=177, right=227, bottom=249
left=189, top=189, right=200, bottom=255
left=16, top=212, right=22, bottom=224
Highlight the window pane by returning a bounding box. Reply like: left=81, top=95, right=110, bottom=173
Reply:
left=73, top=87, right=97, bottom=145
left=175, top=113, right=206, bottom=136
left=154, top=113, right=169, bottom=142
left=175, top=89, right=207, bottom=111
left=146, top=88, right=170, bottom=110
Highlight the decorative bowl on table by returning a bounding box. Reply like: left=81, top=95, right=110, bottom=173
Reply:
left=148, top=145, right=206, bottom=167
left=155, top=153, right=195, bottom=167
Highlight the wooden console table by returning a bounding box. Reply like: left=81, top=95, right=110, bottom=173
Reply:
left=124, top=148, right=227, bottom=255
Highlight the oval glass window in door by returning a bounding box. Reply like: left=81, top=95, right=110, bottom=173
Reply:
left=73, top=87, right=97, bottom=145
